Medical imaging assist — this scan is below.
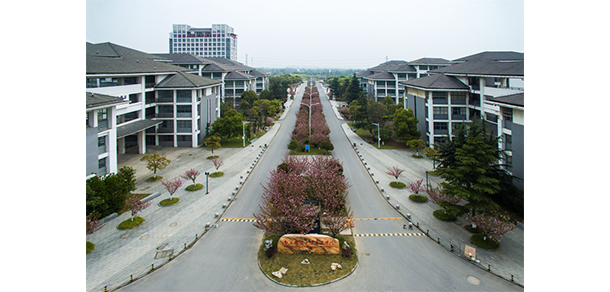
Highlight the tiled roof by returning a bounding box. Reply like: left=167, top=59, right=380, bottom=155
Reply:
left=155, top=71, right=221, bottom=88
left=429, top=60, right=524, bottom=77
left=401, top=74, right=470, bottom=91
left=487, top=92, right=524, bottom=107
left=364, top=71, right=396, bottom=80
left=367, top=60, right=416, bottom=72
left=86, top=92, right=127, bottom=109
left=116, top=119, right=163, bottom=138
left=408, top=58, right=451, bottom=65
left=453, top=51, right=524, bottom=63
left=224, top=71, right=256, bottom=80
left=87, top=42, right=186, bottom=75
left=153, top=53, right=205, bottom=65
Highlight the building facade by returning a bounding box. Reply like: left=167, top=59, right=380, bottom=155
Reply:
left=86, top=42, right=222, bottom=178
left=169, top=24, right=237, bottom=60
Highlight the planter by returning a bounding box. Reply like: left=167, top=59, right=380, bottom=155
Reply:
left=159, top=197, right=180, bottom=207
left=409, top=194, right=428, bottom=203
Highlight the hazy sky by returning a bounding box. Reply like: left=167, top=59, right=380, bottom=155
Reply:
left=86, top=0, right=523, bottom=69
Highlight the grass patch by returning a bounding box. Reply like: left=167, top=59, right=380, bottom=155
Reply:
left=432, top=209, right=457, bottom=222
left=258, top=233, right=357, bottom=286
left=86, top=241, right=95, bottom=254
left=159, top=197, right=180, bottom=206
left=185, top=183, right=204, bottom=191
left=411, top=154, right=424, bottom=158
left=389, top=181, right=406, bottom=189
left=470, top=234, right=500, bottom=250
left=209, top=171, right=224, bottom=178
left=206, top=155, right=219, bottom=159
left=146, top=176, right=162, bottom=182
left=409, top=194, right=428, bottom=203
left=117, top=216, right=145, bottom=230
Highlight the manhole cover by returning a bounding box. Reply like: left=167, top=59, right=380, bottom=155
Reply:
left=169, top=222, right=178, bottom=227
left=121, top=233, right=130, bottom=238
left=157, top=243, right=168, bottom=250
left=467, top=276, right=480, bottom=285
left=454, top=220, right=462, bottom=225
left=139, top=234, right=150, bottom=240
left=155, top=249, right=174, bottom=259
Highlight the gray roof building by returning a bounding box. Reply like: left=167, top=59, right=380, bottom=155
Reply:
left=155, top=71, right=222, bottom=88
left=401, top=74, right=470, bottom=91
left=452, top=51, right=524, bottom=63
left=87, top=42, right=186, bottom=75
left=430, top=59, right=524, bottom=77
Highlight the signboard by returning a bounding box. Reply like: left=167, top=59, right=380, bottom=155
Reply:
left=277, top=234, right=340, bottom=255
left=464, top=244, right=476, bottom=260
left=305, top=144, right=310, bottom=151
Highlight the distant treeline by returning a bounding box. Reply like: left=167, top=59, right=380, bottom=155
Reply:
left=258, top=67, right=362, bottom=77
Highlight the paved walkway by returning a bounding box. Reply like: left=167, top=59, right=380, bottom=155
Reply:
left=85, top=96, right=297, bottom=292
left=328, top=99, right=524, bottom=287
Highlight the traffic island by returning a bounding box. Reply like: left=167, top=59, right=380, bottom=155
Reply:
left=258, top=233, right=358, bottom=287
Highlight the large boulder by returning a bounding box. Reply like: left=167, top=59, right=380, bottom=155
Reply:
left=277, top=234, right=340, bottom=255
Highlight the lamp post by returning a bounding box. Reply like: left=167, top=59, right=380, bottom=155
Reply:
left=242, top=121, right=251, bottom=148
left=205, top=172, right=210, bottom=194
left=372, top=122, right=380, bottom=148
left=301, top=101, right=320, bottom=137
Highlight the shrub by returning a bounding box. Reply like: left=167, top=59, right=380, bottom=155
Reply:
left=470, top=234, right=500, bottom=250
left=341, top=246, right=353, bottom=258
left=209, top=171, right=224, bottom=178
left=117, top=216, right=145, bottom=230
left=433, top=209, right=457, bottom=221
left=288, top=139, right=301, bottom=151
left=411, top=154, right=423, bottom=158
left=185, top=183, right=204, bottom=191
left=86, top=241, right=95, bottom=254
left=389, top=181, right=406, bottom=188
left=265, top=246, right=276, bottom=258
left=465, top=225, right=482, bottom=234
left=409, top=194, right=428, bottom=203
left=207, top=155, right=219, bottom=159
left=159, top=198, right=180, bottom=206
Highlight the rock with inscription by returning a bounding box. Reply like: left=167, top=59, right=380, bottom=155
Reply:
left=277, top=234, right=340, bottom=255
left=301, top=258, right=310, bottom=264
left=272, top=271, right=282, bottom=279
left=279, top=267, right=288, bottom=275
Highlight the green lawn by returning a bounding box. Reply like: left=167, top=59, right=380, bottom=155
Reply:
left=347, top=124, right=407, bottom=150
left=258, top=233, right=357, bottom=286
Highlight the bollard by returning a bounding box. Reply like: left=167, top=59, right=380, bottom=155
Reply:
left=406, top=213, right=411, bottom=219
left=184, top=243, right=187, bottom=249
left=511, top=275, right=514, bottom=282
left=196, top=234, right=198, bottom=239
left=450, top=244, right=454, bottom=252
left=488, top=265, right=491, bottom=271
left=426, top=229, right=429, bottom=235
left=437, top=238, right=440, bottom=244
left=169, top=254, right=172, bottom=260
left=105, top=286, right=107, bottom=292
left=416, top=222, right=419, bottom=227
left=131, top=275, right=133, bottom=282
left=395, top=204, right=400, bottom=209
left=152, top=264, right=155, bottom=270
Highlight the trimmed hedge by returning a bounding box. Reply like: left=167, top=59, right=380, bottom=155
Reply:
left=117, top=216, right=145, bottom=230
left=86, top=241, right=95, bottom=254
left=433, top=209, right=457, bottom=221
left=159, top=197, right=180, bottom=206
left=389, top=181, right=406, bottom=189
left=209, top=171, right=224, bottom=178
left=470, top=234, right=500, bottom=250
left=186, top=183, right=204, bottom=191
left=409, top=194, right=428, bottom=203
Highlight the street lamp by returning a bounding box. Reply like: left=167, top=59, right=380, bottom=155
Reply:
left=205, top=172, right=210, bottom=194
left=242, top=121, right=251, bottom=147
left=301, top=100, right=320, bottom=137
left=372, top=123, right=380, bottom=148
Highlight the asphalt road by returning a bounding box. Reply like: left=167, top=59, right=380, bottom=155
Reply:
left=119, top=82, right=522, bottom=291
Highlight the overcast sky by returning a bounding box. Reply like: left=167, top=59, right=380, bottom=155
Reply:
left=86, top=0, right=524, bottom=69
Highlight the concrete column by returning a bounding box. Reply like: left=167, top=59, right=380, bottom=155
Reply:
left=118, top=137, right=126, bottom=154
left=138, top=131, right=146, bottom=154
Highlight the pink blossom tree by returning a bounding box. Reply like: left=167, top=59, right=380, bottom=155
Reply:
left=385, top=166, right=405, bottom=183
left=180, top=168, right=200, bottom=185
left=211, top=157, right=224, bottom=170
left=125, top=196, right=152, bottom=221
left=426, top=183, right=462, bottom=205
left=321, top=207, right=354, bottom=237
left=86, top=213, right=106, bottom=235
left=161, top=178, right=183, bottom=200
left=407, top=179, right=424, bottom=194
left=467, top=212, right=520, bottom=243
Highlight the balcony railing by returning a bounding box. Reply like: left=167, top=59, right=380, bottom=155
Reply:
left=452, top=114, right=467, bottom=120
left=156, top=98, right=173, bottom=103
left=157, top=112, right=174, bottom=118
left=433, top=114, right=448, bottom=120
left=176, top=112, right=192, bottom=118
left=177, top=127, right=192, bottom=133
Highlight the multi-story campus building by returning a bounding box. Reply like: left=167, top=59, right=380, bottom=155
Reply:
left=401, top=51, right=524, bottom=189
left=86, top=42, right=222, bottom=178
left=169, top=24, right=238, bottom=60
left=155, top=53, right=269, bottom=109
left=356, top=58, right=451, bottom=103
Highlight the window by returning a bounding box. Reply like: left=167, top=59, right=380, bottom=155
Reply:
left=504, top=133, right=512, bottom=150
left=434, top=122, right=448, bottom=134
left=98, top=136, right=106, bottom=154
left=177, top=120, right=192, bottom=133
left=452, top=107, right=467, bottom=120
left=99, top=77, right=118, bottom=87
left=432, top=92, right=448, bottom=104
left=97, top=109, right=108, bottom=131
left=129, top=93, right=139, bottom=104
left=177, top=105, right=192, bottom=117
left=419, top=65, right=428, bottom=70
left=433, top=107, right=448, bottom=119
left=451, top=92, right=467, bottom=104
left=176, top=90, right=192, bottom=102
left=98, top=158, right=107, bottom=175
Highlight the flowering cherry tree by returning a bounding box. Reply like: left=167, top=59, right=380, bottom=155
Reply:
left=180, top=168, right=200, bottom=185
left=385, top=166, right=405, bottom=183
left=321, top=207, right=354, bottom=237
left=211, top=157, right=224, bottom=170
left=125, top=196, right=151, bottom=221
left=407, top=179, right=424, bottom=194
left=426, top=183, right=462, bottom=205
left=467, top=212, right=520, bottom=243
left=86, top=213, right=106, bottom=235
left=161, top=178, right=183, bottom=200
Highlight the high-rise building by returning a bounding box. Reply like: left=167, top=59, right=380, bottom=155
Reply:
left=169, top=24, right=237, bottom=60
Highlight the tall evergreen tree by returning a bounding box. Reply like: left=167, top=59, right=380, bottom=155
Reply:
left=393, top=108, right=420, bottom=143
